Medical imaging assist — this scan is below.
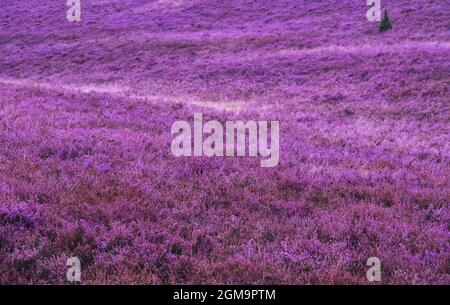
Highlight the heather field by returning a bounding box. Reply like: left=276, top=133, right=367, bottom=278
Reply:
left=0, top=0, right=449, bottom=284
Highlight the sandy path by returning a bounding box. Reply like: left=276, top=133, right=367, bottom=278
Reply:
left=1, top=40, right=448, bottom=112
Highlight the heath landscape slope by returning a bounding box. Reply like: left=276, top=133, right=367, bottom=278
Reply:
left=0, top=0, right=449, bottom=284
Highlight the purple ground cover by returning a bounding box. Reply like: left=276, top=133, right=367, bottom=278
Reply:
left=0, top=0, right=449, bottom=284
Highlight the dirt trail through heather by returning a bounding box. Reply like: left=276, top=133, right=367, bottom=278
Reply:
left=1, top=40, right=449, bottom=113
left=0, top=77, right=244, bottom=112
left=278, top=40, right=450, bottom=56
left=206, top=40, right=450, bottom=62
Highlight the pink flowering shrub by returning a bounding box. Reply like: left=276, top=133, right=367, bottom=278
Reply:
left=0, top=0, right=448, bottom=284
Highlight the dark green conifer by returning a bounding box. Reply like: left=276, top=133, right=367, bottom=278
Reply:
left=379, top=10, right=393, bottom=32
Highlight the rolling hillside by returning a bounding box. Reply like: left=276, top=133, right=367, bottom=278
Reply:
left=0, top=0, right=449, bottom=284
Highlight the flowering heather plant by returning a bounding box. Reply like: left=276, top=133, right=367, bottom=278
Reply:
left=0, top=0, right=449, bottom=284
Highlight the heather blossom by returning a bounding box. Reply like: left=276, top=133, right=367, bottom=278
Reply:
left=0, top=0, right=448, bottom=285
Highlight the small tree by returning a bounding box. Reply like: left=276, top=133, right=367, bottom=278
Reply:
left=379, top=10, right=393, bottom=32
